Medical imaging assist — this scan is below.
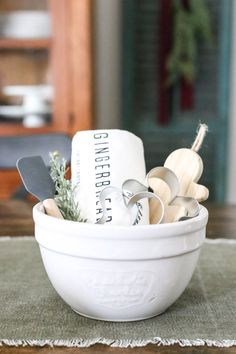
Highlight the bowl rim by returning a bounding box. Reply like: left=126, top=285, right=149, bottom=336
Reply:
left=33, top=202, right=208, bottom=237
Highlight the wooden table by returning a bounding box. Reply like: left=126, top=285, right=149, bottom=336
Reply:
left=0, top=200, right=236, bottom=354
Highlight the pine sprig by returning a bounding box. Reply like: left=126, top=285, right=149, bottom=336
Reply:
left=49, top=151, right=86, bottom=222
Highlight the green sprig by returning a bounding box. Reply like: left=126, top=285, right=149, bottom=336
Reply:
left=167, top=0, right=213, bottom=86
left=49, top=151, right=86, bottom=222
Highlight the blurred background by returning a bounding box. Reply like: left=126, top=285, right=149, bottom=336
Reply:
left=0, top=0, right=235, bottom=204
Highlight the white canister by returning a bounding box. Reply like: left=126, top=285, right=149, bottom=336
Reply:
left=71, top=129, right=148, bottom=225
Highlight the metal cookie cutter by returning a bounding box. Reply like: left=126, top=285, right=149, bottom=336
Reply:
left=96, top=182, right=164, bottom=225
left=147, top=166, right=200, bottom=223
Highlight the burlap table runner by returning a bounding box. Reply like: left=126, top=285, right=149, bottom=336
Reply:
left=0, top=237, right=235, bottom=348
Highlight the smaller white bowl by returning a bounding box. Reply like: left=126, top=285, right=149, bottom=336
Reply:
left=33, top=203, right=208, bottom=322
left=0, top=11, right=51, bottom=39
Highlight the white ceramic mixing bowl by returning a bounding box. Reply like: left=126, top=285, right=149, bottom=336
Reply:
left=33, top=203, right=208, bottom=322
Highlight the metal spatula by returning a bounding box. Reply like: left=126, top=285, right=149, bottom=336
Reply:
left=17, top=156, right=63, bottom=219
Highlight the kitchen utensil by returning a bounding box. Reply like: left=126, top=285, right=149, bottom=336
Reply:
left=149, top=124, right=209, bottom=223
left=96, top=182, right=164, bottom=225
left=147, top=167, right=199, bottom=223
left=17, top=156, right=63, bottom=219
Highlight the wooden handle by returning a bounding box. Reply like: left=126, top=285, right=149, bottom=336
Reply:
left=43, top=199, right=64, bottom=219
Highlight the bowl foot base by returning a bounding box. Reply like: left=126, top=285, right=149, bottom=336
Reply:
left=71, top=307, right=166, bottom=322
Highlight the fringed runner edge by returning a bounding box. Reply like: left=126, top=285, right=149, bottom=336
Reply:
left=1, top=337, right=236, bottom=348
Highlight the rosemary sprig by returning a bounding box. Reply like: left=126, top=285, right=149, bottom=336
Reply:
left=49, top=151, right=86, bottom=222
